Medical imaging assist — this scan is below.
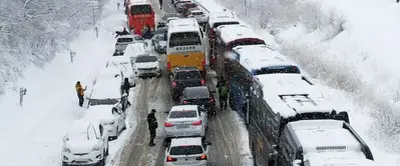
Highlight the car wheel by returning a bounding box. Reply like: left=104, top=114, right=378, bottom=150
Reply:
left=97, top=158, right=105, bottom=166
left=122, top=123, right=127, bottom=130
left=62, top=161, right=68, bottom=166
left=105, top=143, right=109, bottom=156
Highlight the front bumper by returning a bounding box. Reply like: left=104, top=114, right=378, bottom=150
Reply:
left=136, top=68, right=162, bottom=77
left=62, top=150, right=103, bottom=165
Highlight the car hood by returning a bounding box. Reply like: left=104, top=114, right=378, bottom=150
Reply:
left=65, top=139, right=97, bottom=153
left=135, top=62, right=159, bottom=69
left=158, top=41, right=167, bottom=47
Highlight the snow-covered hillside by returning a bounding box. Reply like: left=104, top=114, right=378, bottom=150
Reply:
left=0, top=0, right=106, bottom=95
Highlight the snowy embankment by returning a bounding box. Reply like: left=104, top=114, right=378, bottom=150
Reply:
left=0, top=0, right=107, bottom=95
left=196, top=0, right=400, bottom=165
left=0, top=0, right=137, bottom=165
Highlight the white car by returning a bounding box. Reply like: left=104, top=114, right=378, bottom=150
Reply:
left=106, top=56, right=136, bottom=86
left=87, top=79, right=129, bottom=112
left=164, top=105, right=208, bottom=139
left=188, top=10, right=207, bottom=24
left=124, top=43, right=150, bottom=63
left=61, top=120, right=109, bottom=166
left=133, top=55, right=162, bottom=78
left=115, top=35, right=135, bottom=55
left=84, top=104, right=127, bottom=140
left=164, top=137, right=211, bottom=166
left=92, top=66, right=124, bottom=87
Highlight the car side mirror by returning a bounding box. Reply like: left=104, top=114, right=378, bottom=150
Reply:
left=292, top=159, right=302, bottom=166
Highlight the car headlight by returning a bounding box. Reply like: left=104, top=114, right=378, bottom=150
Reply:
left=63, top=147, right=71, bottom=153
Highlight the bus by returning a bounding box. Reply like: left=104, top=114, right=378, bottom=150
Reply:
left=166, top=18, right=206, bottom=74
left=126, top=0, right=155, bottom=36
left=248, top=74, right=350, bottom=165
left=206, top=11, right=240, bottom=68
left=213, top=24, right=265, bottom=76
left=222, top=45, right=302, bottom=117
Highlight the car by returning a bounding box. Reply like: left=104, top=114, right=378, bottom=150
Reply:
left=178, top=2, right=198, bottom=13
left=183, top=7, right=199, bottom=18
left=152, top=34, right=167, bottom=53
left=164, top=105, right=208, bottom=139
left=181, top=86, right=215, bottom=115
left=187, top=10, right=207, bottom=24
left=87, top=78, right=129, bottom=112
left=162, top=13, right=180, bottom=21
left=157, top=21, right=167, bottom=29
left=124, top=43, right=150, bottom=63
left=114, top=35, right=135, bottom=55
left=133, top=55, right=162, bottom=78
left=151, top=27, right=168, bottom=45
left=166, top=17, right=180, bottom=24
left=84, top=103, right=127, bottom=140
left=91, top=66, right=124, bottom=87
left=174, top=0, right=191, bottom=8
left=106, top=56, right=136, bottom=86
left=61, top=120, right=109, bottom=166
left=164, top=137, right=211, bottom=166
left=170, top=67, right=205, bottom=101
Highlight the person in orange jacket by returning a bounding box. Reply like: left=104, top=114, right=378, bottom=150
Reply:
left=75, top=81, right=86, bottom=107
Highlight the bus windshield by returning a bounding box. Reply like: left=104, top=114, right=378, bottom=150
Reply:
left=169, top=32, right=201, bottom=47
left=131, top=4, right=153, bottom=15
left=253, top=65, right=301, bottom=75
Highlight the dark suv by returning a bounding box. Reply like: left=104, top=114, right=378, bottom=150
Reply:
left=181, top=86, right=215, bottom=115
left=170, top=67, right=205, bottom=101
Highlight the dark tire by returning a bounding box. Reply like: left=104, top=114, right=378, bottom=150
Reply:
left=105, top=143, right=109, bottom=156
left=62, top=162, right=68, bottom=166
left=97, top=158, right=105, bottom=166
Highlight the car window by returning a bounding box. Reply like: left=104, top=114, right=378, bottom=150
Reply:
left=185, top=88, right=210, bottom=99
left=169, top=110, right=197, bottom=118
left=117, top=38, right=133, bottom=43
left=89, top=98, right=119, bottom=106
left=170, top=145, right=203, bottom=155
left=192, top=12, right=203, bottom=15
left=175, top=71, right=201, bottom=79
left=135, top=56, right=157, bottom=63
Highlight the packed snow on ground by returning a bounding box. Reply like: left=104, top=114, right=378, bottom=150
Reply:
left=195, top=0, right=400, bottom=164
left=0, top=0, right=137, bottom=165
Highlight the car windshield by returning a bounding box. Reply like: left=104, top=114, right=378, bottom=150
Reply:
left=185, top=88, right=209, bottom=99
left=175, top=71, right=201, bottom=79
left=170, top=145, right=203, bottom=155
left=135, top=56, right=157, bottom=63
left=169, top=32, right=201, bottom=47
left=89, top=98, right=119, bottom=106
left=192, top=12, right=203, bottom=15
left=169, top=110, right=197, bottom=118
left=117, top=38, right=133, bottom=43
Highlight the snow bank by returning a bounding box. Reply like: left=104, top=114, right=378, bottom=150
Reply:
left=0, top=0, right=107, bottom=95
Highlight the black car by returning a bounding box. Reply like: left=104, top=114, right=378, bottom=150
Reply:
left=170, top=67, right=205, bottom=101
left=181, top=86, right=216, bottom=114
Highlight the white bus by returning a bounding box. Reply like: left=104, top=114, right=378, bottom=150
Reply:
left=166, top=18, right=206, bottom=74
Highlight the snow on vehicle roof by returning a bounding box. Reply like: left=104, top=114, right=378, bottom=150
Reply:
left=67, top=119, right=100, bottom=135
left=216, top=24, right=263, bottom=44
left=227, top=45, right=298, bottom=73
left=99, top=65, right=122, bottom=76
left=170, top=137, right=202, bottom=147
left=90, top=80, right=122, bottom=99
left=128, top=0, right=150, bottom=5
left=168, top=18, right=200, bottom=34
left=124, top=43, right=148, bottom=58
left=256, top=74, right=335, bottom=117
left=208, top=11, right=238, bottom=25
left=287, top=120, right=362, bottom=154
left=304, top=153, right=375, bottom=166
left=170, top=105, right=198, bottom=111
left=84, top=105, right=115, bottom=122
left=108, top=56, right=130, bottom=65
left=191, top=10, right=204, bottom=13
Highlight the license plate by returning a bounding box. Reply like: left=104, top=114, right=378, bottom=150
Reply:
left=176, top=124, right=188, bottom=128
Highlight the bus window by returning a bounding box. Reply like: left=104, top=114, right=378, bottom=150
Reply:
left=131, top=4, right=153, bottom=15
left=228, top=39, right=265, bottom=50
left=253, top=66, right=301, bottom=75
left=213, top=21, right=239, bottom=28
left=169, top=32, right=201, bottom=47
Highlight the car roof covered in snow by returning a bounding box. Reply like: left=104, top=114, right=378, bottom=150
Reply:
left=255, top=74, right=336, bottom=118
left=287, top=120, right=363, bottom=154
left=208, top=11, right=238, bottom=26
left=66, top=119, right=101, bottom=136
left=124, top=43, right=148, bottom=58
left=99, top=66, right=122, bottom=76
left=170, top=137, right=202, bottom=147
left=216, top=24, right=264, bottom=44
left=168, top=18, right=200, bottom=34
left=304, top=153, right=375, bottom=166
left=84, top=105, right=115, bottom=122
left=90, top=80, right=121, bottom=99
left=170, top=105, right=198, bottom=112
left=108, top=55, right=130, bottom=64
left=128, top=0, right=151, bottom=6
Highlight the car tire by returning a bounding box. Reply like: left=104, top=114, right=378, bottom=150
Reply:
left=97, top=158, right=105, bottom=166
left=62, top=161, right=68, bottom=166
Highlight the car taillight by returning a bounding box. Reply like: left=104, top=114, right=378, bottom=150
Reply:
left=165, top=122, right=174, bottom=127
left=201, top=79, right=205, bottom=86
left=210, top=98, right=214, bottom=103
left=183, top=100, right=188, bottom=104
left=166, top=156, right=177, bottom=162
left=192, top=120, right=202, bottom=126
left=202, top=59, right=206, bottom=67
left=172, top=81, right=177, bottom=88
left=167, top=62, right=171, bottom=70
left=196, top=154, right=207, bottom=160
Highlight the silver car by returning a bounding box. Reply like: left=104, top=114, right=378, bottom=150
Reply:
left=188, top=10, right=207, bottom=24
left=164, top=137, right=211, bottom=166
left=164, top=105, right=208, bottom=139
left=133, top=55, right=162, bottom=78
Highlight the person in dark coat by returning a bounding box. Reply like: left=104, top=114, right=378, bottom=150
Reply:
left=75, top=81, right=86, bottom=107
left=147, top=109, right=158, bottom=146
left=159, top=0, right=163, bottom=9
left=121, top=78, right=133, bottom=106
left=115, top=27, right=129, bottom=38
left=142, top=25, right=153, bottom=39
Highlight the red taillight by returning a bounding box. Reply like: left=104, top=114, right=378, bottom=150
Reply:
left=192, top=120, right=202, bottom=126
left=167, top=62, right=172, bottom=70
left=201, top=79, right=205, bottom=86
left=166, top=156, right=177, bottom=162
left=196, top=154, right=207, bottom=160
left=183, top=100, right=188, bottom=104
left=165, top=122, right=174, bottom=127
left=210, top=98, right=214, bottom=103
left=202, top=59, right=206, bottom=67
left=172, top=81, right=177, bottom=88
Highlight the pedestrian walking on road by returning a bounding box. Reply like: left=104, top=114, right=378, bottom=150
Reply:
left=121, top=78, right=133, bottom=106
left=75, top=81, right=86, bottom=107
left=147, top=109, right=158, bottom=146
left=217, top=78, right=228, bottom=111
left=159, top=0, right=163, bottom=9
